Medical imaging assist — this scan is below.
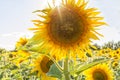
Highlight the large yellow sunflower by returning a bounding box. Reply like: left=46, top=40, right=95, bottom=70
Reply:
left=30, top=0, right=106, bottom=59
left=83, top=63, right=114, bottom=80
left=32, top=55, right=56, bottom=80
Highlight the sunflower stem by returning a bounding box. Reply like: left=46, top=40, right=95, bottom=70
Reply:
left=51, top=57, right=64, bottom=72
left=46, top=54, right=63, bottom=72
left=64, top=56, right=70, bottom=80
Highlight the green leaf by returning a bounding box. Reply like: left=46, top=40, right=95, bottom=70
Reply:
left=75, top=58, right=108, bottom=75
left=0, top=56, right=1, bottom=60
left=11, top=70, right=19, bottom=74
left=0, top=72, right=4, bottom=79
left=47, top=61, right=63, bottom=79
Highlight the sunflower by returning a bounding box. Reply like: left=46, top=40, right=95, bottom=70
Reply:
left=16, top=37, right=28, bottom=49
left=29, top=0, right=106, bottom=59
left=111, top=61, right=119, bottom=69
left=84, top=63, right=114, bottom=80
left=32, top=55, right=56, bottom=80
left=11, top=50, right=30, bottom=67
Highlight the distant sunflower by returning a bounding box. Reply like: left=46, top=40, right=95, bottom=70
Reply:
left=30, top=0, right=106, bottom=59
left=11, top=50, right=30, bottom=67
left=16, top=37, right=28, bottom=49
left=32, top=55, right=56, bottom=80
left=112, top=61, right=118, bottom=69
left=84, top=63, right=114, bottom=80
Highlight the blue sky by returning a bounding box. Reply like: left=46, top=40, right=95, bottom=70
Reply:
left=0, top=0, right=120, bottom=50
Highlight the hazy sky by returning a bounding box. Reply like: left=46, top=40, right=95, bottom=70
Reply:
left=0, top=0, right=120, bottom=50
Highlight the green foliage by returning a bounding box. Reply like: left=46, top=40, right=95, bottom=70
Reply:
left=47, top=61, right=63, bottom=79
left=0, top=52, right=38, bottom=80
left=0, top=48, right=7, bottom=53
left=94, top=41, right=120, bottom=50
left=0, top=41, right=120, bottom=80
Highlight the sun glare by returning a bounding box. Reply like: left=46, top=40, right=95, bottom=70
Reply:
left=55, top=0, right=61, bottom=6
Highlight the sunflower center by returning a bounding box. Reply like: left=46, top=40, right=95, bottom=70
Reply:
left=93, top=69, right=108, bottom=80
left=49, top=6, right=84, bottom=44
left=40, top=56, right=53, bottom=73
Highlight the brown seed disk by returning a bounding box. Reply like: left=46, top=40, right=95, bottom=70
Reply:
left=48, top=6, right=84, bottom=44
left=93, top=70, right=108, bottom=80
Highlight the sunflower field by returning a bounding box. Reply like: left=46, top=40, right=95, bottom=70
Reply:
left=0, top=0, right=120, bottom=80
